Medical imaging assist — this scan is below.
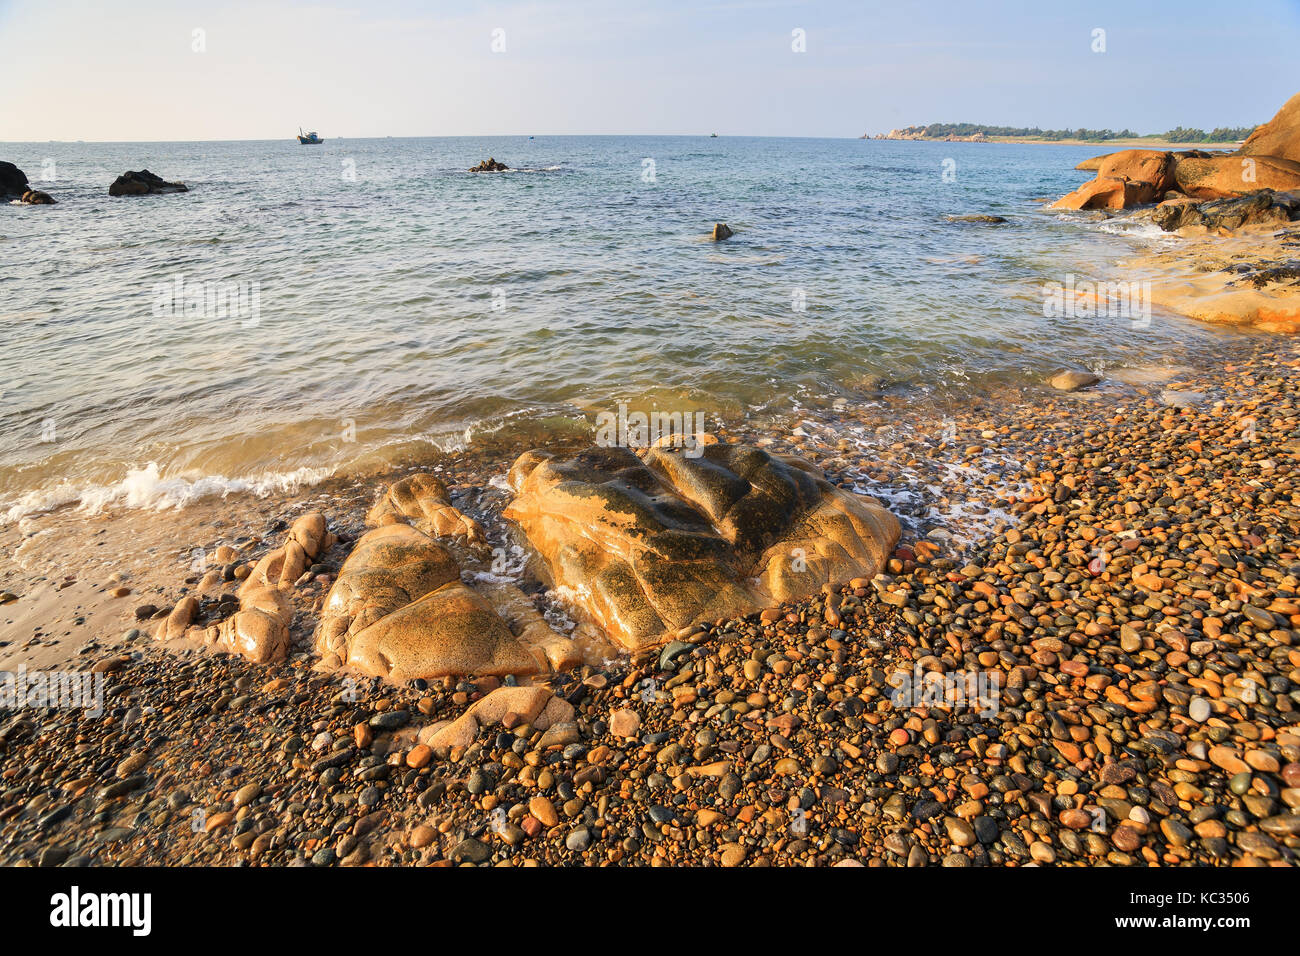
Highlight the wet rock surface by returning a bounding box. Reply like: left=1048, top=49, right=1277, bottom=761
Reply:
left=503, top=443, right=899, bottom=651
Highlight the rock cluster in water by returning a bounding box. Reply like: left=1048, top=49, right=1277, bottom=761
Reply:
left=107, top=169, right=189, bottom=197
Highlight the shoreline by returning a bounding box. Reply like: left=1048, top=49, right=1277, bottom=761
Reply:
left=2, top=326, right=1297, bottom=866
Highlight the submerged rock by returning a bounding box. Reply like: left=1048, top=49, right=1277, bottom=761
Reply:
left=20, top=189, right=55, bottom=205
left=108, top=169, right=188, bottom=197
left=946, top=214, right=1007, bottom=224
left=1049, top=370, right=1101, bottom=392
left=502, top=442, right=899, bottom=651
left=711, top=222, right=734, bottom=240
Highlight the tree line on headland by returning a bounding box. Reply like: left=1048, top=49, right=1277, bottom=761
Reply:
left=878, top=122, right=1258, bottom=143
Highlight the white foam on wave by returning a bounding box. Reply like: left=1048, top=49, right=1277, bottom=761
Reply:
left=1, top=462, right=334, bottom=525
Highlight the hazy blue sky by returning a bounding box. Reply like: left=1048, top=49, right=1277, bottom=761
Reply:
left=3, top=0, right=1298, bottom=141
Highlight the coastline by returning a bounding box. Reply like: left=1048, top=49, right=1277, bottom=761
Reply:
left=2, top=322, right=1297, bottom=866
left=5, top=106, right=1300, bottom=868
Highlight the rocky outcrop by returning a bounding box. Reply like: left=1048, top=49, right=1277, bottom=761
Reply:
left=1094, top=149, right=1177, bottom=193
left=1050, top=176, right=1160, bottom=211
left=316, top=524, right=544, bottom=680
left=1240, top=91, right=1300, bottom=163
left=0, top=161, right=29, bottom=200
left=156, top=513, right=334, bottom=663
left=108, top=169, right=188, bottom=197
left=317, top=480, right=580, bottom=681
left=1173, top=155, right=1300, bottom=199
left=1051, top=94, right=1300, bottom=211
left=502, top=443, right=899, bottom=652
left=366, top=473, right=488, bottom=553
left=469, top=158, right=509, bottom=172
left=1151, top=190, right=1300, bottom=232
left=711, top=223, right=733, bottom=240
left=20, top=190, right=55, bottom=205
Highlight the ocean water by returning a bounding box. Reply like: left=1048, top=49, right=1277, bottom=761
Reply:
left=0, top=135, right=1251, bottom=520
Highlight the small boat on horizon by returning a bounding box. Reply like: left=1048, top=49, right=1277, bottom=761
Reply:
left=297, top=127, right=323, bottom=145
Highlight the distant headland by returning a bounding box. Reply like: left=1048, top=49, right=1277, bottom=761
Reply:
left=864, top=122, right=1258, bottom=147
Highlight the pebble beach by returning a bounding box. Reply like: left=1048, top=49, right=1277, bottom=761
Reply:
left=3, top=332, right=1297, bottom=869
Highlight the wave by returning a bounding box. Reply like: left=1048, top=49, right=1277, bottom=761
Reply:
left=0, top=462, right=334, bottom=525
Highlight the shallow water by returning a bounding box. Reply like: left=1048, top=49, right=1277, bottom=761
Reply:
left=0, top=135, right=1254, bottom=520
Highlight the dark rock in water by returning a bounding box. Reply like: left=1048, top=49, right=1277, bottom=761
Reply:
left=108, top=169, right=189, bottom=197
left=946, top=214, right=1007, bottom=224
left=20, top=189, right=55, bottom=205
left=1152, top=189, right=1300, bottom=232
left=0, top=161, right=29, bottom=200
left=469, top=157, right=509, bottom=172
left=711, top=222, right=734, bottom=240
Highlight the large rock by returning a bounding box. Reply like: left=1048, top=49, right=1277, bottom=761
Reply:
left=1050, top=176, right=1160, bottom=211
left=366, top=473, right=487, bottom=552
left=315, top=505, right=579, bottom=681
left=0, top=161, right=29, bottom=200
left=1173, top=154, right=1300, bottom=199
left=1094, top=149, right=1177, bottom=193
left=1240, top=91, right=1300, bottom=163
left=469, top=158, right=509, bottom=172
left=502, top=443, right=899, bottom=652
left=1151, top=190, right=1300, bottom=232
left=165, top=513, right=334, bottom=663
left=20, top=190, right=56, bottom=205
left=108, top=169, right=188, bottom=197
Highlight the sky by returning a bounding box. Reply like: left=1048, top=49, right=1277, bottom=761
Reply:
left=2, top=0, right=1298, bottom=141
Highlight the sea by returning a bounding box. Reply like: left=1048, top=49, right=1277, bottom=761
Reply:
left=0, top=135, right=1256, bottom=522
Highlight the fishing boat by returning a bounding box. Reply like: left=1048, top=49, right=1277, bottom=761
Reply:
left=297, top=127, right=323, bottom=145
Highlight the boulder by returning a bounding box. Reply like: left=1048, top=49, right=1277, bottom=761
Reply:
left=502, top=443, right=899, bottom=652
left=314, top=518, right=579, bottom=680
left=108, top=169, right=188, bottom=197
left=366, top=473, right=487, bottom=552
left=0, top=161, right=29, bottom=200
left=711, top=223, right=734, bottom=240
left=1093, top=150, right=1176, bottom=193
left=19, top=189, right=55, bottom=205
left=1240, top=91, right=1300, bottom=163
left=469, top=158, right=509, bottom=172
left=176, top=513, right=333, bottom=663
left=1152, top=190, right=1300, bottom=233
left=1050, top=176, right=1160, bottom=211
left=1173, top=154, right=1300, bottom=199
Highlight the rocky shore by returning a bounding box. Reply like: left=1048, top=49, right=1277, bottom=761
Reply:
left=2, top=337, right=1297, bottom=867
